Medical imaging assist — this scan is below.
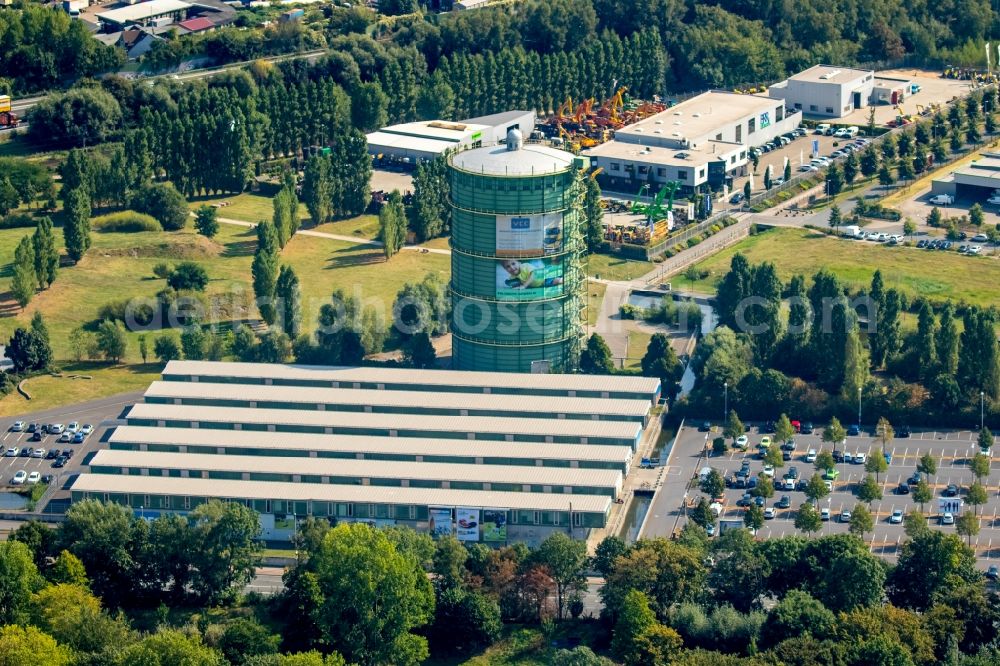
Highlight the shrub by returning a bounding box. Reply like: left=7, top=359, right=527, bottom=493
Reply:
left=710, top=224, right=721, bottom=233
left=0, top=213, right=37, bottom=230
left=130, top=183, right=189, bottom=231
left=167, top=262, right=209, bottom=292
left=152, top=262, right=172, bottom=279
left=92, top=211, right=162, bottom=233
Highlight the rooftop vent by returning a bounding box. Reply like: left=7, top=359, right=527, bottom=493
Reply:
left=427, top=121, right=468, bottom=131
left=674, top=152, right=688, bottom=159
left=506, top=128, right=523, bottom=151
left=692, top=113, right=702, bottom=118
left=820, top=69, right=842, bottom=80
left=673, top=111, right=682, bottom=116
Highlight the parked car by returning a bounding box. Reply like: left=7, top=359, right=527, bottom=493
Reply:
left=31, top=448, right=44, bottom=458
left=760, top=436, right=773, bottom=448
left=72, top=432, right=85, bottom=444
left=29, top=432, right=42, bottom=442
left=897, top=425, right=911, bottom=438
left=46, top=449, right=59, bottom=459
left=62, top=449, right=73, bottom=459
left=67, top=422, right=80, bottom=433
left=764, top=507, right=777, bottom=519
left=11, top=470, right=27, bottom=485
left=820, top=507, right=831, bottom=521
left=943, top=484, right=959, bottom=497
left=27, top=472, right=40, bottom=484
left=40, top=475, right=52, bottom=484
left=762, top=465, right=775, bottom=477
left=823, top=468, right=840, bottom=481
left=801, top=422, right=814, bottom=434
left=698, top=421, right=712, bottom=432
left=896, top=483, right=910, bottom=495
left=929, top=194, right=954, bottom=205
left=735, top=435, right=749, bottom=449
left=3, top=447, right=15, bottom=457
left=941, top=512, right=955, bottom=525
left=987, top=565, right=999, bottom=580
left=26, top=423, right=37, bottom=433
left=908, top=472, right=922, bottom=486
left=832, top=449, right=845, bottom=463
left=848, top=424, right=860, bottom=436
left=762, top=421, right=776, bottom=433
left=781, top=477, right=795, bottom=490
left=736, top=493, right=753, bottom=507
left=10, top=421, right=25, bottom=432
left=19, top=447, right=30, bottom=457
left=972, top=233, right=989, bottom=242
left=986, top=195, right=1000, bottom=205
left=80, top=424, right=94, bottom=435
left=805, top=449, right=817, bottom=462
left=49, top=423, right=65, bottom=434
left=854, top=452, right=868, bottom=464
left=705, top=523, right=716, bottom=537
left=968, top=245, right=982, bottom=255
left=890, top=509, right=904, bottom=524
left=917, top=239, right=928, bottom=248
left=787, top=466, right=799, bottom=479
left=776, top=495, right=791, bottom=509
left=840, top=510, right=852, bottom=523
left=730, top=192, right=745, bottom=204
left=52, top=457, right=66, bottom=468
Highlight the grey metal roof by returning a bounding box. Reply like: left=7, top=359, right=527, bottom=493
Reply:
left=127, top=403, right=642, bottom=441
left=462, top=110, right=534, bottom=127
left=71, top=473, right=613, bottom=513
left=162, top=361, right=660, bottom=396
left=143, top=380, right=650, bottom=418
left=109, top=426, right=634, bottom=463
left=90, top=450, right=623, bottom=488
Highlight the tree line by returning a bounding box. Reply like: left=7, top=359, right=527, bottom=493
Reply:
left=690, top=255, right=999, bottom=426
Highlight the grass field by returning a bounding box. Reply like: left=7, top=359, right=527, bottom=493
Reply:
left=0, top=363, right=161, bottom=417
left=679, top=227, right=1000, bottom=305
left=0, top=222, right=449, bottom=357
left=313, top=215, right=380, bottom=240
left=586, top=253, right=654, bottom=281
left=281, top=232, right=450, bottom=327
left=625, top=330, right=651, bottom=369
left=188, top=188, right=309, bottom=225
left=586, top=281, right=607, bottom=327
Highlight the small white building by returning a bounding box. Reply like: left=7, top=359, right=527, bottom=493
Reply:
left=367, top=110, right=535, bottom=165
left=769, top=65, right=876, bottom=118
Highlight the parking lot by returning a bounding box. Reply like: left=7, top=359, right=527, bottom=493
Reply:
left=647, top=422, right=1000, bottom=569
left=838, top=70, right=974, bottom=128
left=0, top=393, right=138, bottom=511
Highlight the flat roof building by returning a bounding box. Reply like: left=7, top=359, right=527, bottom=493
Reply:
left=367, top=111, right=535, bottom=164
left=769, top=65, right=876, bottom=118
left=142, top=380, right=651, bottom=423
left=71, top=474, right=613, bottom=541
left=931, top=152, right=1000, bottom=198
left=125, top=403, right=643, bottom=448
left=161, top=360, right=661, bottom=403
left=75, top=362, right=657, bottom=545
left=96, top=0, right=191, bottom=30
left=108, top=426, right=634, bottom=474
left=585, top=91, right=800, bottom=196
left=89, top=450, right=624, bottom=497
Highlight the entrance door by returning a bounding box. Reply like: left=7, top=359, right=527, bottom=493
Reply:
left=853, top=91, right=862, bottom=108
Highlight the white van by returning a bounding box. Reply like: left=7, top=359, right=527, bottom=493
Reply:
left=841, top=225, right=861, bottom=238
left=846, top=126, right=860, bottom=137
left=816, top=123, right=831, bottom=135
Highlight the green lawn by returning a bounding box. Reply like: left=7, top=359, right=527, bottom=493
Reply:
left=679, top=227, right=1000, bottom=306
left=281, top=231, right=450, bottom=324
left=625, top=330, right=651, bottom=370
left=0, top=363, right=162, bottom=417
left=586, top=253, right=654, bottom=281
left=586, top=281, right=606, bottom=327
left=1, top=221, right=450, bottom=356
left=188, top=188, right=309, bottom=225
left=314, top=215, right=380, bottom=240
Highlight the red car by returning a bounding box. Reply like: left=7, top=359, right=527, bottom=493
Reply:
left=790, top=420, right=802, bottom=433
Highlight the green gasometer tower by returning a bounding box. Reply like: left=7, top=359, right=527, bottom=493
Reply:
left=448, top=129, right=585, bottom=373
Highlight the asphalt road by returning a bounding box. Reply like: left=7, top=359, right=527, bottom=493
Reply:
left=644, top=422, right=1000, bottom=567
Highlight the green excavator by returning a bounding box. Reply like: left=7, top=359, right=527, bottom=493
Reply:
left=630, top=181, right=681, bottom=230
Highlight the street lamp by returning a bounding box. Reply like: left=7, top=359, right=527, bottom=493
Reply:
left=981, top=391, right=986, bottom=432
left=857, top=386, right=862, bottom=430
left=724, top=381, right=728, bottom=423
left=682, top=492, right=688, bottom=521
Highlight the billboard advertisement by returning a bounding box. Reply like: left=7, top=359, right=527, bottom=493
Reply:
left=428, top=507, right=453, bottom=538
left=482, top=509, right=508, bottom=542
left=496, top=257, right=564, bottom=301
left=495, top=213, right=563, bottom=257
left=455, top=507, right=480, bottom=542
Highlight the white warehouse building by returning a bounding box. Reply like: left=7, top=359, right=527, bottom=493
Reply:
left=584, top=91, right=800, bottom=196
left=769, top=65, right=876, bottom=118
left=367, top=110, right=535, bottom=165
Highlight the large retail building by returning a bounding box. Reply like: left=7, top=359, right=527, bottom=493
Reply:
left=71, top=361, right=660, bottom=546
